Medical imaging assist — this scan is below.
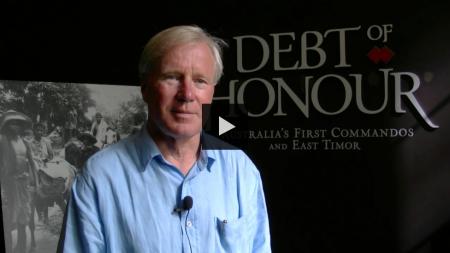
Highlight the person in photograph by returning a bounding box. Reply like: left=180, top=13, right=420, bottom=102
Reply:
left=89, top=112, right=108, bottom=149
left=64, top=132, right=99, bottom=173
left=29, top=122, right=54, bottom=167
left=77, top=132, right=100, bottom=168
left=28, top=122, right=54, bottom=224
left=0, top=110, right=38, bottom=252
left=47, top=125, right=64, bottom=149
left=60, top=25, right=271, bottom=253
left=103, top=126, right=118, bottom=148
left=130, top=111, right=147, bottom=135
left=64, top=107, right=79, bottom=142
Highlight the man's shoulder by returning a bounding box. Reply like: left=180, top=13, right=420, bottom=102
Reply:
left=202, top=134, right=260, bottom=176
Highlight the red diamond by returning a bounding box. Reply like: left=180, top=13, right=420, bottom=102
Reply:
left=379, top=46, right=394, bottom=63
left=367, top=47, right=381, bottom=64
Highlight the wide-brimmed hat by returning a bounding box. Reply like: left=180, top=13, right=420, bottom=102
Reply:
left=77, top=132, right=97, bottom=145
left=0, top=110, right=32, bottom=133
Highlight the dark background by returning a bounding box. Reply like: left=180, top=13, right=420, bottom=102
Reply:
left=1, top=1, right=450, bottom=252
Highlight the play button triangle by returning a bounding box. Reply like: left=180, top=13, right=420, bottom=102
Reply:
left=219, top=116, right=235, bottom=136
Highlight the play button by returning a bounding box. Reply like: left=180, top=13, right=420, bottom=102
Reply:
left=202, top=103, right=248, bottom=150
left=219, top=116, right=235, bottom=136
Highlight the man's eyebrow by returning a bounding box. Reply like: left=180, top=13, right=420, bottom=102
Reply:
left=160, top=71, right=181, bottom=77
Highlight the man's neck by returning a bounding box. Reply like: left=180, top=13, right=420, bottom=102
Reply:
left=148, top=126, right=200, bottom=175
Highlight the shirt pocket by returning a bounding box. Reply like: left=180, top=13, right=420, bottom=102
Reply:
left=215, top=215, right=254, bottom=253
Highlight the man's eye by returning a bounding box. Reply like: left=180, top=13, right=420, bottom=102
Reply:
left=195, top=79, right=207, bottom=84
left=161, top=74, right=181, bottom=86
left=164, top=74, right=179, bottom=80
left=194, top=78, right=209, bottom=88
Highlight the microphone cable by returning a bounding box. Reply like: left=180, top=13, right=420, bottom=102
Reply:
left=185, top=208, right=193, bottom=253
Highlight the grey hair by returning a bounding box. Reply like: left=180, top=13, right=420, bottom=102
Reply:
left=138, top=25, right=228, bottom=84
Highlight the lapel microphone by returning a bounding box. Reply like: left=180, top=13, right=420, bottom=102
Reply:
left=173, top=196, right=193, bottom=213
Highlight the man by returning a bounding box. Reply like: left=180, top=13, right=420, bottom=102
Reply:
left=103, top=126, right=118, bottom=148
left=28, top=122, right=54, bottom=224
left=0, top=110, right=38, bottom=252
left=29, top=122, right=54, bottom=166
left=65, top=107, right=78, bottom=142
left=90, top=112, right=108, bottom=149
left=60, top=25, right=271, bottom=252
left=64, top=132, right=100, bottom=176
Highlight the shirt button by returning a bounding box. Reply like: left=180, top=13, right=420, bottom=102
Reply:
left=186, top=220, right=193, bottom=227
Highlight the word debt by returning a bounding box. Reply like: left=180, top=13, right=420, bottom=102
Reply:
left=233, top=25, right=393, bottom=72
left=213, top=69, right=438, bottom=129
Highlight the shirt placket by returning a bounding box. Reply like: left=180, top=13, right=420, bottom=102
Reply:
left=179, top=163, right=202, bottom=253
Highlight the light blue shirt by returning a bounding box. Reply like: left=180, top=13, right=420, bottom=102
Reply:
left=60, top=127, right=271, bottom=253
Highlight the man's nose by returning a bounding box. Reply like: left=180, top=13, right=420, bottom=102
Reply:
left=176, top=78, right=194, bottom=102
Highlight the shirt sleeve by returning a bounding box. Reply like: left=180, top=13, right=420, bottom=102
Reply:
left=60, top=172, right=106, bottom=253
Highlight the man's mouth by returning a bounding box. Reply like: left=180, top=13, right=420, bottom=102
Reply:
left=172, top=109, right=196, bottom=114
left=171, top=109, right=198, bottom=118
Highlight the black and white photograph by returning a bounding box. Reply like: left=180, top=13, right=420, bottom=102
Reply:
left=0, top=80, right=145, bottom=253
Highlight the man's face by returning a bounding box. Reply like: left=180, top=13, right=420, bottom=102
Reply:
left=34, top=127, right=44, bottom=138
left=96, top=115, right=102, bottom=123
left=142, top=42, right=216, bottom=140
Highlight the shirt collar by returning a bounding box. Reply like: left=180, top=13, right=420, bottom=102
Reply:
left=134, top=125, right=162, bottom=171
left=135, top=125, right=215, bottom=172
left=198, top=148, right=215, bottom=172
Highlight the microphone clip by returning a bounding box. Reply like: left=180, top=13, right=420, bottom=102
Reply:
left=172, top=195, right=194, bottom=214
